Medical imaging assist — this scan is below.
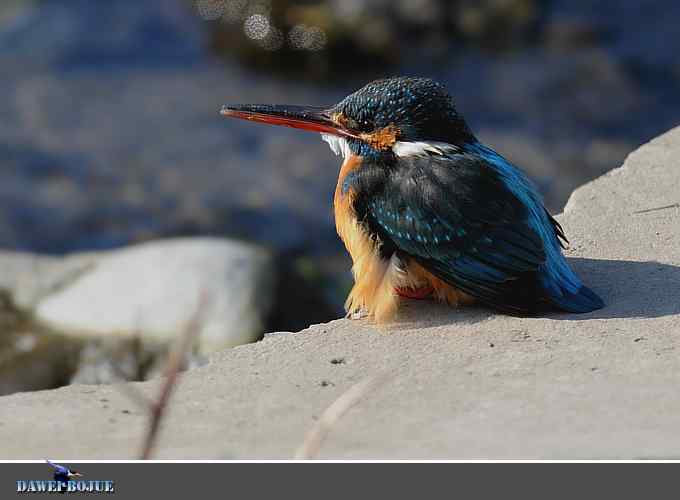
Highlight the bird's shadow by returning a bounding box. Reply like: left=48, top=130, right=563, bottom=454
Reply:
left=394, top=258, right=680, bottom=327
left=559, top=257, right=680, bottom=320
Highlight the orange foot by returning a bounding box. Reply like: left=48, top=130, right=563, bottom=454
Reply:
left=395, top=286, right=434, bottom=300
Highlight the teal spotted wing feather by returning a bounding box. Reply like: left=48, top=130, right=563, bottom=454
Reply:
left=351, top=145, right=603, bottom=314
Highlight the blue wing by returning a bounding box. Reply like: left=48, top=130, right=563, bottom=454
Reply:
left=46, top=460, right=69, bottom=475
left=354, top=143, right=603, bottom=313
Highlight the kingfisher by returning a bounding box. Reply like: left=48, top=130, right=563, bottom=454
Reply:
left=221, top=77, right=604, bottom=322
left=46, top=459, right=82, bottom=489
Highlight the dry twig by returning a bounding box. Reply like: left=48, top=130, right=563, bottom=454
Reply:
left=139, top=290, right=210, bottom=460
left=294, top=372, right=391, bottom=460
left=633, top=202, right=680, bottom=214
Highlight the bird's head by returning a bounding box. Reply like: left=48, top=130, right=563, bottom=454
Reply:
left=221, top=77, right=475, bottom=162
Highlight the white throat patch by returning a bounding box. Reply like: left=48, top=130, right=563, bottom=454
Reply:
left=321, top=133, right=353, bottom=159
left=392, top=141, right=460, bottom=157
left=322, top=134, right=460, bottom=159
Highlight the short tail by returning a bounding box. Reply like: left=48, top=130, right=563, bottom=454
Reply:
left=548, top=284, right=604, bottom=313
left=539, top=241, right=605, bottom=313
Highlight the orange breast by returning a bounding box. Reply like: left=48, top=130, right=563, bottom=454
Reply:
left=332, top=155, right=474, bottom=321
left=333, top=155, right=398, bottom=321
left=333, top=155, right=362, bottom=250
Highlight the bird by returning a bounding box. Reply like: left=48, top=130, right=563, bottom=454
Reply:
left=220, top=76, right=604, bottom=322
left=46, top=459, right=82, bottom=490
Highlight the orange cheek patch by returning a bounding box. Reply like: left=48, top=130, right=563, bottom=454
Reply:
left=360, top=125, right=399, bottom=151
left=330, top=112, right=399, bottom=151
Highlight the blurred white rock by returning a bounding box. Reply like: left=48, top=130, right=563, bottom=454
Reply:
left=32, top=238, right=276, bottom=354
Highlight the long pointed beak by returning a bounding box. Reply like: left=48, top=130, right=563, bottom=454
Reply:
left=220, top=104, right=358, bottom=139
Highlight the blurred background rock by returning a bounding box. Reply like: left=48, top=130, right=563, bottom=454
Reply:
left=0, top=0, right=679, bottom=392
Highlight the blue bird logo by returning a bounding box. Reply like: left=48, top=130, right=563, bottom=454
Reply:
left=46, top=460, right=82, bottom=491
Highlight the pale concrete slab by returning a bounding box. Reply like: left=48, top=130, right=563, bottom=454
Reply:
left=1, top=127, right=679, bottom=459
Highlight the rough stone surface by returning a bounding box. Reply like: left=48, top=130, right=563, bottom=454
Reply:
left=1, top=128, right=679, bottom=459
left=32, top=238, right=276, bottom=353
